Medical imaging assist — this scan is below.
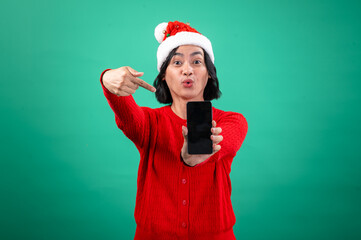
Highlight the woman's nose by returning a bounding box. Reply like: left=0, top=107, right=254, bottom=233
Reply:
left=182, top=62, right=193, bottom=76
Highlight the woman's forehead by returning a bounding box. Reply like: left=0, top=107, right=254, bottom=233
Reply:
left=174, top=45, right=204, bottom=57
left=177, top=45, right=203, bottom=51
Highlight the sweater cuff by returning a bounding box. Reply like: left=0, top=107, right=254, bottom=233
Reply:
left=100, top=68, right=115, bottom=97
left=193, top=156, right=212, bottom=167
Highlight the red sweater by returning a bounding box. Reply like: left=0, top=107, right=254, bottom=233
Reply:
left=100, top=69, right=248, bottom=239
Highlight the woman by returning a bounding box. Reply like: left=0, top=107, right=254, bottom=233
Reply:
left=100, top=21, right=248, bottom=240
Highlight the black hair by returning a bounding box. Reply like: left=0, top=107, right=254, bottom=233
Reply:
left=153, top=46, right=222, bottom=104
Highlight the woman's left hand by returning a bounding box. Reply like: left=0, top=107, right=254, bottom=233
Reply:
left=181, top=120, right=223, bottom=167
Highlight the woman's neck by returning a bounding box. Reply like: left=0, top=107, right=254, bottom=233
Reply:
left=171, top=96, right=204, bottom=120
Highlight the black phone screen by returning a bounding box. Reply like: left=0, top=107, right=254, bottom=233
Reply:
left=186, top=101, right=213, bottom=154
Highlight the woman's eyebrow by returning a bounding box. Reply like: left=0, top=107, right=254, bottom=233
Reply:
left=174, top=51, right=203, bottom=57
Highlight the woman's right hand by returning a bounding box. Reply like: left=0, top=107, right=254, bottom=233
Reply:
left=102, top=66, right=156, bottom=96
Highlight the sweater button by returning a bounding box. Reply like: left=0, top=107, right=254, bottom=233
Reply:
left=182, top=200, right=187, bottom=206
left=182, top=222, right=187, bottom=228
left=182, top=178, right=187, bottom=184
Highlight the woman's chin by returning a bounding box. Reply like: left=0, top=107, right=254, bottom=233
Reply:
left=180, top=93, right=202, bottom=101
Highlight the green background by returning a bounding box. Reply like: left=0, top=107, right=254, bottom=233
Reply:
left=1, top=0, right=360, bottom=239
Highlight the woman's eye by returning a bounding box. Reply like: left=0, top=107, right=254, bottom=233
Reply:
left=174, top=61, right=182, bottom=65
left=194, top=60, right=201, bottom=64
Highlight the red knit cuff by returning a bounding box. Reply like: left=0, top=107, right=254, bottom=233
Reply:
left=100, top=68, right=114, bottom=96
left=193, top=157, right=211, bottom=167
left=194, top=150, right=220, bottom=167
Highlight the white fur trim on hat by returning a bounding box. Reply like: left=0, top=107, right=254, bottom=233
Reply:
left=155, top=30, right=215, bottom=72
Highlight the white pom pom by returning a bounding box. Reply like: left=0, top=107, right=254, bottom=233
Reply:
left=154, top=22, right=168, bottom=43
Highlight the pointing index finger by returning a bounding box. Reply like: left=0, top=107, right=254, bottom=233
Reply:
left=131, top=76, right=156, bottom=93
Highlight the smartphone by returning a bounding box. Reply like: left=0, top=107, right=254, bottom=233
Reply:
left=186, top=101, right=213, bottom=154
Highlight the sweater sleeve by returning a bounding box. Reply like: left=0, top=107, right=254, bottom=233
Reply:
left=100, top=69, right=147, bottom=148
left=213, top=112, right=248, bottom=171
left=186, top=111, right=248, bottom=169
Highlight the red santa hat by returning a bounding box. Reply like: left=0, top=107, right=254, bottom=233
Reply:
left=154, top=21, right=215, bottom=72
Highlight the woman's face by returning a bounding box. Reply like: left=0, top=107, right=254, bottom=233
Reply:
left=163, top=45, right=210, bottom=102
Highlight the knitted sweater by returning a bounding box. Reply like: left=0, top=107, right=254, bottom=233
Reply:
left=100, top=69, right=248, bottom=239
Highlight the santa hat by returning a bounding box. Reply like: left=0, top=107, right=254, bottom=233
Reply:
left=154, top=21, right=215, bottom=72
